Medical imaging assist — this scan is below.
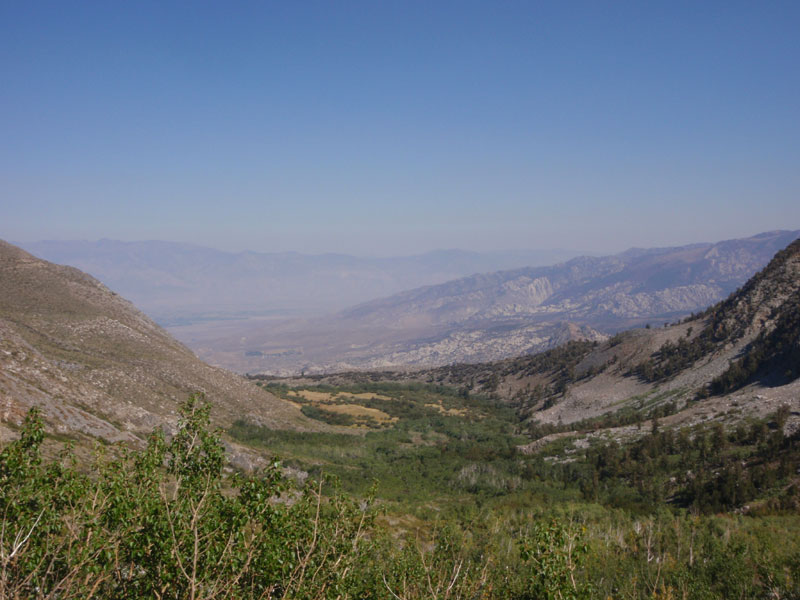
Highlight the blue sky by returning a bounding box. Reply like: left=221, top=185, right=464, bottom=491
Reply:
left=2, top=1, right=799, bottom=256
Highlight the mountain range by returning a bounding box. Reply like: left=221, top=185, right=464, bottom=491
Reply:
left=18, top=240, right=581, bottom=323
left=192, top=230, right=799, bottom=375
left=2, top=231, right=799, bottom=458
left=282, top=236, right=800, bottom=436
left=3, top=236, right=798, bottom=599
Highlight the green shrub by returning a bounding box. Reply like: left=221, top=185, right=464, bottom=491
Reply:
left=0, top=397, right=375, bottom=599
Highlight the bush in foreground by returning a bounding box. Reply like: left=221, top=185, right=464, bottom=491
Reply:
left=0, top=396, right=592, bottom=600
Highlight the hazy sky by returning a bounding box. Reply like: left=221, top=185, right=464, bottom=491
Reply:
left=2, top=1, right=799, bottom=256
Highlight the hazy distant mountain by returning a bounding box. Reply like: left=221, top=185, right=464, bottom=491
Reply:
left=291, top=237, right=800, bottom=432
left=17, top=240, right=583, bottom=323
left=194, top=230, right=799, bottom=375
left=0, top=240, right=321, bottom=448
left=340, top=230, right=800, bottom=328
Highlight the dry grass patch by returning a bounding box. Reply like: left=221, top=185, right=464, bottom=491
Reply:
left=321, top=403, right=395, bottom=423
left=288, top=389, right=398, bottom=404
left=288, top=390, right=341, bottom=403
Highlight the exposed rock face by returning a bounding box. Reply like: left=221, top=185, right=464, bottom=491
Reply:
left=194, top=230, right=798, bottom=375
left=304, top=322, right=607, bottom=372
left=0, top=240, right=320, bottom=445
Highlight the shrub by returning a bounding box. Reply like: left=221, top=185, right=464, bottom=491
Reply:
left=0, top=397, right=375, bottom=599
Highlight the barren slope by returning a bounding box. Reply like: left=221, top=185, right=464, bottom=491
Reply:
left=0, top=240, right=322, bottom=445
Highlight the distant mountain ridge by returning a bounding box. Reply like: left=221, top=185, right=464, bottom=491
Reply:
left=343, top=230, right=799, bottom=327
left=287, top=238, right=800, bottom=432
left=198, top=230, right=799, bottom=375
left=18, top=240, right=582, bottom=322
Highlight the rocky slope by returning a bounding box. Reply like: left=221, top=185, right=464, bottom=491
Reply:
left=198, top=230, right=798, bottom=375
left=0, top=240, right=320, bottom=447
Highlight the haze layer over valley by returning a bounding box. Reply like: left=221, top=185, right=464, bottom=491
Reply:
left=20, top=240, right=581, bottom=324
left=172, top=230, right=799, bottom=375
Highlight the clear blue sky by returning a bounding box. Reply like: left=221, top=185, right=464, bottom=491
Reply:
left=2, top=1, right=799, bottom=256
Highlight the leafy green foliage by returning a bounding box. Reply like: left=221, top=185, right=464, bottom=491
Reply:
left=230, top=417, right=525, bottom=505
left=236, top=383, right=528, bottom=505
left=0, top=396, right=375, bottom=599
left=3, top=393, right=800, bottom=599
left=574, top=409, right=800, bottom=514
left=510, top=520, right=592, bottom=600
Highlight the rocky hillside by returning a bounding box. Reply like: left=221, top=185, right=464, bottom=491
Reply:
left=200, top=230, right=798, bottom=375
left=0, top=240, right=318, bottom=447
left=285, top=238, right=800, bottom=433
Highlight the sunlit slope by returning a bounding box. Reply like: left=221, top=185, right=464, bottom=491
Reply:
left=0, top=240, right=321, bottom=444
